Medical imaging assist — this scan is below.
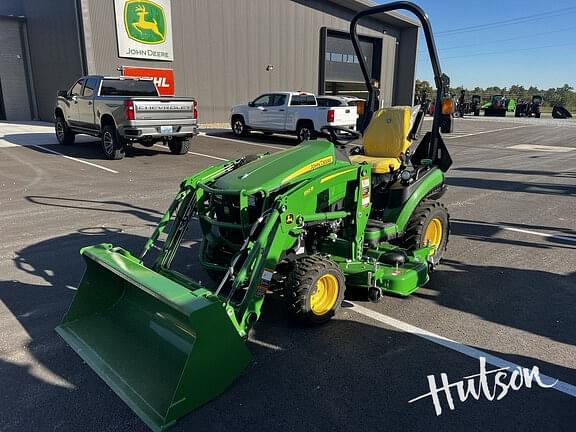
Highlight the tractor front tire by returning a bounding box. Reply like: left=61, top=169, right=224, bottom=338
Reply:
left=285, top=255, right=345, bottom=325
left=402, top=200, right=449, bottom=266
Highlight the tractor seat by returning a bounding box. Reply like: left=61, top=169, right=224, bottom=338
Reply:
left=350, top=106, right=413, bottom=174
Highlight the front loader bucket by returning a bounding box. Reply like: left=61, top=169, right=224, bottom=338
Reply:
left=56, top=244, right=251, bottom=431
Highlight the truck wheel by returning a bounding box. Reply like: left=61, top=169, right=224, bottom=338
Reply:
left=168, top=138, right=190, bottom=155
left=285, top=255, right=345, bottom=325
left=231, top=116, right=248, bottom=137
left=401, top=200, right=449, bottom=266
left=101, top=124, right=125, bottom=160
left=296, top=122, right=315, bottom=143
left=55, top=117, right=75, bottom=145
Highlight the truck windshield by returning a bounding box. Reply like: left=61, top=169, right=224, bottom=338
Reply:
left=100, top=79, right=158, bottom=96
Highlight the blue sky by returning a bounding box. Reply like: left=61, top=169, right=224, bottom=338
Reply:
left=376, top=0, right=576, bottom=89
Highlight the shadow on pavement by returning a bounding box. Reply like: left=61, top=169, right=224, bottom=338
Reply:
left=0, top=224, right=575, bottom=430
left=418, top=259, right=576, bottom=347
left=452, top=220, right=576, bottom=249
left=25, top=195, right=163, bottom=225
left=455, top=167, right=576, bottom=179
left=447, top=176, right=576, bottom=196
left=4, top=133, right=177, bottom=160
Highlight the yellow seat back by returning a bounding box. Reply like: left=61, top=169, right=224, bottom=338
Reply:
left=363, top=107, right=412, bottom=158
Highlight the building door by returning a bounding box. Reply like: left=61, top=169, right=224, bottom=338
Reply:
left=0, top=17, right=33, bottom=120
left=319, top=28, right=382, bottom=101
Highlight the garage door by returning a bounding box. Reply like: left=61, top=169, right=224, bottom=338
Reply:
left=0, top=17, right=32, bottom=120
left=319, top=28, right=382, bottom=100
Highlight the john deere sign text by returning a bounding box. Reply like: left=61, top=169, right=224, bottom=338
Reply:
left=115, top=0, right=174, bottom=61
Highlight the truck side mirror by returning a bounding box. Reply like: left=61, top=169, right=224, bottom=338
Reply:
left=248, top=101, right=255, bottom=107
left=57, top=90, right=68, bottom=98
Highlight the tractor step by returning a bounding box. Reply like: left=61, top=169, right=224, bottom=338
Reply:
left=364, top=220, right=397, bottom=245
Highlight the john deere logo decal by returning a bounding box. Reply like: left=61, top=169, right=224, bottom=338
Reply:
left=124, top=0, right=166, bottom=44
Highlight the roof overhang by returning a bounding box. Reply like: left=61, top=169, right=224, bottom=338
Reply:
left=327, top=0, right=420, bottom=28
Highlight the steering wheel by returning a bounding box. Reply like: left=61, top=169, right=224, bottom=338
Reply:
left=320, top=126, right=362, bottom=146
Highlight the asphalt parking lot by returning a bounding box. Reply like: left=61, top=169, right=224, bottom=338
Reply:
left=1, top=117, right=575, bottom=431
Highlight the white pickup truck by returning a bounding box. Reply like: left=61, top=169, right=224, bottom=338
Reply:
left=230, top=92, right=358, bottom=142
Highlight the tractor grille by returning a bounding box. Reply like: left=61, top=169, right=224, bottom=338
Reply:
left=210, top=193, right=264, bottom=244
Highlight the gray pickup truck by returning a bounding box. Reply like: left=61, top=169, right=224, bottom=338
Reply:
left=55, top=75, right=198, bottom=159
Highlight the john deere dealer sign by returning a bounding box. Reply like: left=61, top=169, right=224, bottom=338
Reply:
left=114, top=0, right=173, bottom=61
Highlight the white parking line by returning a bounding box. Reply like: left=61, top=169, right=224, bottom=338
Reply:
left=498, top=225, right=576, bottom=243
left=348, top=302, right=576, bottom=398
left=444, top=125, right=528, bottom=140
left=188, top=151, right=228, bottom=161
left=507, top=144, right=574, bottom=153
left=30, top=145, right=118, bottom=174
left=199, top=132, right=286, bottom=150
left=152, top=143, right=229, bottom=161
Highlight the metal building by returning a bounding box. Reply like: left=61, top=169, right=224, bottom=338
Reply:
left=0, top=0, right=419, bottom=124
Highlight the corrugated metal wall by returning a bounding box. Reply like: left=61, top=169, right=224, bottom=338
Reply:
left=21, top=0, right=84, bottom=120
left=0, top=17, right=32, bottom=120
left=83, top=0, right=410, bottom=124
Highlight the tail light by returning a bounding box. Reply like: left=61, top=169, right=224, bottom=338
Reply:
left=441, top=98, right=454, bottom=115
left=327, top=109, right=335, bottom=123
left=193, top=99, right=198, bottom=120
left=125, top=100, right=135, bottom=121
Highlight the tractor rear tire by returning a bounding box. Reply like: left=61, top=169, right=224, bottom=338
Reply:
left=401, top=200, right=449, bottom=266
left=285, top=255, right=345, bottom=325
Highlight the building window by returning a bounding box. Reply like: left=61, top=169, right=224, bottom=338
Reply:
left=326, top=52, right=362, bottom=64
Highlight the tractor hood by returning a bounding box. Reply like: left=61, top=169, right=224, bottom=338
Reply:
left=213, top=140, right=348, bottom=193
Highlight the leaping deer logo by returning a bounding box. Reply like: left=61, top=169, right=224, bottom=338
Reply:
left=133, top=4, right=163, bottom=38
left=124, top=0, right=166, bottom=44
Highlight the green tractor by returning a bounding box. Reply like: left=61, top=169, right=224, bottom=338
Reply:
left=56, top=2, right=453, bottom=431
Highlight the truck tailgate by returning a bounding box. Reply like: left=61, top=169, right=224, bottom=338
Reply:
left=330, top=106, right=358, bottom=126
left=133, top=99, right=195, bottom=121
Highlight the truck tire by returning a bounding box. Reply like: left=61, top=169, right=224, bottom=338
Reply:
left=55, top=117, right=75, bottom=145
left=101, top=124, right=125, bottom=160
left=168, top=138, right=190, bottom=155
left=296, top=121, right=316, bottom=143
left=285, top=255, right=345, bottom=325
left=401, top=200, right=449, bottom=266
left=231, top=116, right=249, bottom=137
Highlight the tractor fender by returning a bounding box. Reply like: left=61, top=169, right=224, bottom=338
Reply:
left=384, top=167, right=445, bottom=232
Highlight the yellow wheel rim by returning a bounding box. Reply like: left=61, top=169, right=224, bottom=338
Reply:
left=310, top=274, right=339, bottom=316
left=424, top=217, right=443, bottom=252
